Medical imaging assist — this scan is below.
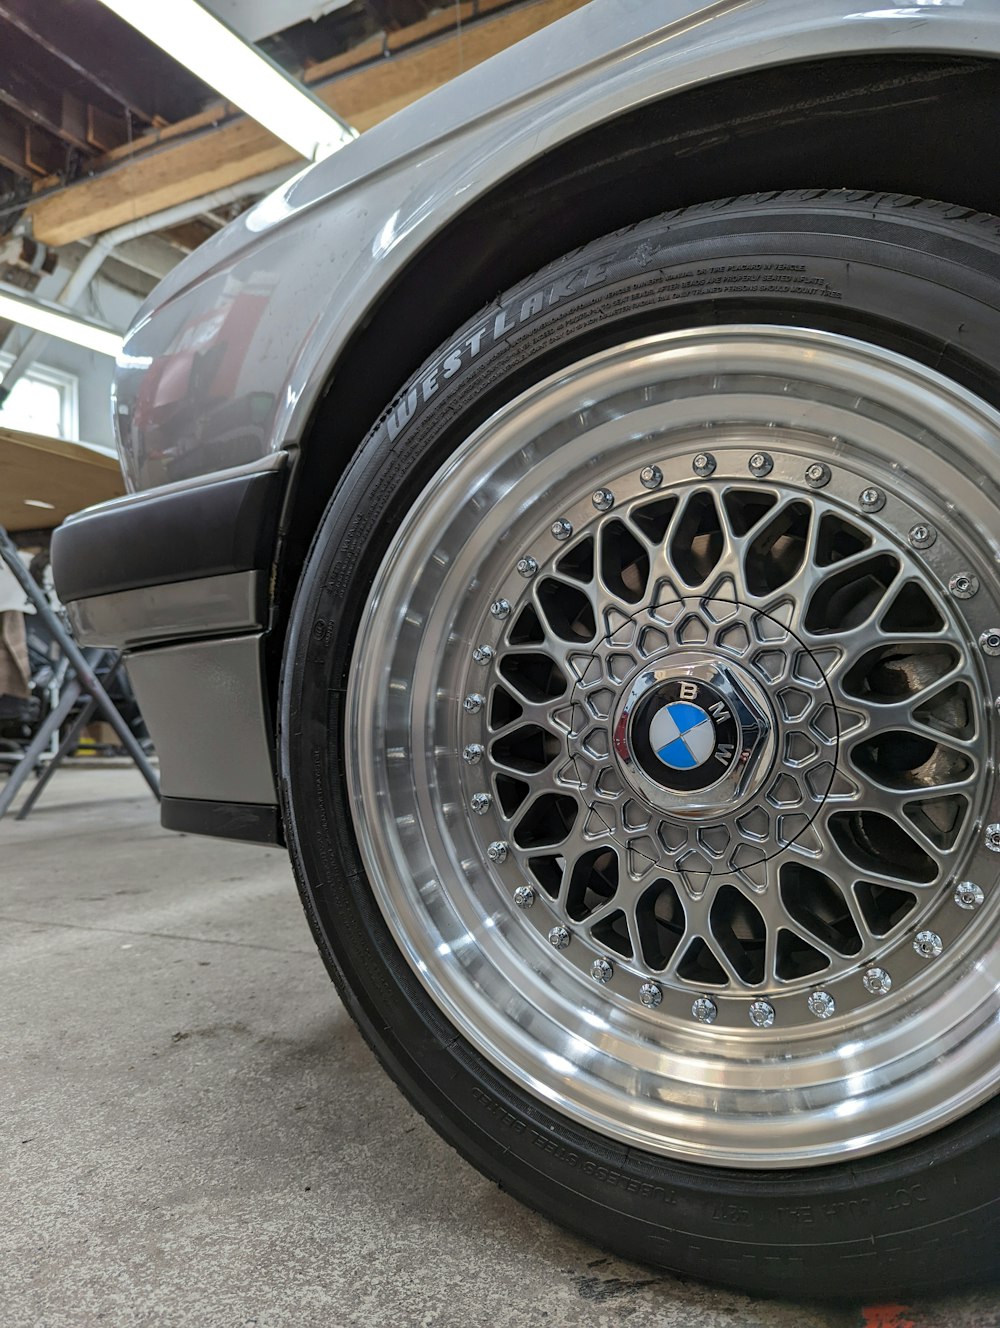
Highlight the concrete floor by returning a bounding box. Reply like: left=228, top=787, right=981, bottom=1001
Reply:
left=3, top=768, right=999, bottom=1327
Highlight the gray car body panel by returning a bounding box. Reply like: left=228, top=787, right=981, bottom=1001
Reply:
left=123, top=633, right=276, bottom=805
left=69, top=571, right=262, bottom=650
left=114, top=0, right=1000, bottom=492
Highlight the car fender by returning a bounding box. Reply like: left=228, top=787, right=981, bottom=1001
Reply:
left=113, top=0, right=1000, bottom=492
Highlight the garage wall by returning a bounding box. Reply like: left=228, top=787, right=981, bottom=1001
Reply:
left=3, top=271, right=145, bottom=451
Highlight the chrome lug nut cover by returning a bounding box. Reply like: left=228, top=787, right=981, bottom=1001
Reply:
left=864, top=967, right=892, bottom=996
left=950, top=572, right=979, bottom=599
left=980, top=629, right=1000, bottom=656
left=955, top=881, right=984, bottom=910
left=592, top=488, right=615, bottom=511
left=691, top=996, right=718, bottom=1025
left=590, top=958, right=614, bottom=984
left=859, top=486, right=886, bottom=513
left=691, top=452, right=716, bottom=477
left=486, top=840, right=508, bottom=863
left=470, top=792, right=492, bottom=815
left=748, top=451, right=773, bottom=478
left=551, top=518, right=573, bottom=540
left=462, top=743, right=484, bottom=764
left=548, top=925, right=571, bottom=949
left=805, top=462, right=831, bottom=489
left=985, top=823, right=1000, bottom=852
left=472, top=643, right=494, bottom=665
left=748, top=1000, right=775, bottom=1028
left=463, top=693, right=484, bottom=714
left=914, top=930, right=943, bottom=959
left=638, top=981, right=663, bottom=1008
left=516, top=556, right=538, bottom=578
left=512, top=885, right=535, bottom=910
left=639, top=464, right=663, bottom=490
left=908, top=522, right=937, bottom=549
left=807, top=991, right=836, bottom=1020
left=490, top=598, right=511, bottom=619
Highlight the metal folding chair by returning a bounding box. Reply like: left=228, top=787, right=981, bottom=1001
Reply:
left=0, top=522, right=159, bottom=821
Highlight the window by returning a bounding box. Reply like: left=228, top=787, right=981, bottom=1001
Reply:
left=0, top=355, right=79, bottom=440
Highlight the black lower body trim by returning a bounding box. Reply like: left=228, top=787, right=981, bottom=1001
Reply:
left=53, top=456, right=287, bottom=605
left=161, top=795, right=284, bottom=846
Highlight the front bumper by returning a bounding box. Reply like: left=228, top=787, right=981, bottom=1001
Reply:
left=51, top=454, right=288, bottom=844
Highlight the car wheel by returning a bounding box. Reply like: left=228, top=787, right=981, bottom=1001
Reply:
left=280, top=191, right=1000, bottom=1298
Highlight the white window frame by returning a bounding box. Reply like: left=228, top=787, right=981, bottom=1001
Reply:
left=0, top=352, right=80, bottom=441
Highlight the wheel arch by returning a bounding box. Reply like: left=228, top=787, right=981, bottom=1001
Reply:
left=269, top=50, right=1000, bottom=683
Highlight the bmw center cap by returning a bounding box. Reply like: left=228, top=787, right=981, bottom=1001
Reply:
left=630, top=678, right=741, bottom=793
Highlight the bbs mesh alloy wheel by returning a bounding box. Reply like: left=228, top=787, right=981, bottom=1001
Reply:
left=281, top=194, right=1000, bottom=1297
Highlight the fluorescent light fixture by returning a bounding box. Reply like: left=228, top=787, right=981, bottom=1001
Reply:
left=0, top=285, right=123, bottom=359
left=98, top=0, right=357, bottom=162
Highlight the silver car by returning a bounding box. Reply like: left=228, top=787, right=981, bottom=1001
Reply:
left=52, top=0, right=1000, bottom=1298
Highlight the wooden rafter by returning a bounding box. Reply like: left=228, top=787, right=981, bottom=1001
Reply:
left=21, top=0, right=589, bottom=248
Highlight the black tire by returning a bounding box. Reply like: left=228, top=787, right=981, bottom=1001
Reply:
left=280, top=191, right=1000, bottom=1299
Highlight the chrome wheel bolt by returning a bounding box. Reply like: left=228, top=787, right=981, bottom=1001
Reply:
left=486, top=840, right=508, bottom=864
left=955, top=881, right=984, bottom=910
left=748, top=452, right=773, bottom=478
left=748, top=1000, right=775, bottom=1028
left=462, top=743, right=484, bottom=765
left=548, top=925, right=570, bottom=950
left=805, top=462, right=831, bottom=489
left=640, top=464, right=663, bottom=490
left=638, top=981, right=663, bottom=1008
left=985, top=823, right=1000, bottom=852
left=949, top=572, right=979, bottom=600
left=551, top=518, right=573, bottom=541
left=513, top=885, right=535, bottom=909
left=591, top=958, right=614, bottom=984
left=863, top=966, right=892, bottom=996
left=692, top=452, right=716, bottom=477
left=490, top=598, right=511, bottom=620
left=516, top=556, right=538, bottom=578
left=980, top=629, right=1000, bottom=657
left=592, top=488, right=615, bottom=511
left=908, top=522, right=937, bottom=549
left=463, top=693, right=485, bottom=714
left=808, top=991, right=836, bottom=1020
left=470, top=792, right=492, bottom=815
left=691, top=996, right=717, bottom=1025
left=914, top=930, right=943, bottom=959
left=859, top=486, right=886, bottom=513
left=472, top=643, right=494, bottom=665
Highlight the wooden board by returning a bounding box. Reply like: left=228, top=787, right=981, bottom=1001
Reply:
left=23, top=0, right=589, bottom=247
left=0, top=425, right=124, bottom=531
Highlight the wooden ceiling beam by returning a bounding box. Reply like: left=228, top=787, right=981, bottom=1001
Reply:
left=0, top=117, right=33, bottom=180
left=0, top=1, right=156, bottom=124
left=0, top=0, right=195, bottom=125
left=20, top=0, right=588, bottom=248
left=0, top=21, right=132, bottom=152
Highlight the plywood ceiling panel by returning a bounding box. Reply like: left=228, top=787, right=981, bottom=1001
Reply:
left=0, top=426, right=123, bottom=531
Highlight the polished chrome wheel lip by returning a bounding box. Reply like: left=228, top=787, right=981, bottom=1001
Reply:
left=346, top=326, right=1000, bottom=1167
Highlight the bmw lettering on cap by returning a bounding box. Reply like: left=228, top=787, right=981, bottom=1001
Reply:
left=631, top=678, right=742, bottom=792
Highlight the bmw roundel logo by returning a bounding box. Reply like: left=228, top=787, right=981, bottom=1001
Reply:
left=649, top=701, right=717, bottom=770
left=629, top=677, right=743, bottom=792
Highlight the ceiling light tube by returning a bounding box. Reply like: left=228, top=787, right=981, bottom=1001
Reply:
left=0, top=285, right=123, bottom=359
left=97, top=0, right=357, bottom=161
